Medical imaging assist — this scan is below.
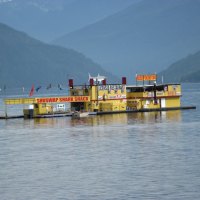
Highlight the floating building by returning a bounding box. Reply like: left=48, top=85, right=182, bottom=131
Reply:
left=1, top=74, right=195, bottom=119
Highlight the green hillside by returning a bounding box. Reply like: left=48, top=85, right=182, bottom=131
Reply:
left=158, top=51, right=200, bottom=83
left=0, top=23, right=117, bottom=87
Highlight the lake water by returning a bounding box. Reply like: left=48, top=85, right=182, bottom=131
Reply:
left=0, top=83, right=200, bottom=200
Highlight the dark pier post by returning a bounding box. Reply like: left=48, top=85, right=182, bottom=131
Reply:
left=153, top=82, right=157, bottom=104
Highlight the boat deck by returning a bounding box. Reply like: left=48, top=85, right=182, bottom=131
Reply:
left=96, top=106, right=197, bottom=115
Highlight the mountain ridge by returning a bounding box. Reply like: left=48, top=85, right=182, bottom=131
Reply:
left=54, top=0, right=200, bottom=82
left=0, top=0, right=137, bottom=41
left=0, top=23, right=118, bottom=87
left=158, top=50, right=200, bottom=83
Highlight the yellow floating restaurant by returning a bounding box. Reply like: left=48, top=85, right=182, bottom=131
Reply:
left=1, top=73, right=196, bottom=119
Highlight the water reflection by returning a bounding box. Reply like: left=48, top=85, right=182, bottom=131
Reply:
left=0, top=110, right=182, bottom=131
left=128, top=110, right=182, bottom=124
left=33, top=113, right=129, bottom=128
left=32, top=111, right=181, bottom=128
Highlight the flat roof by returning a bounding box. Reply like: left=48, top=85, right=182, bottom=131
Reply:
left=126, top=83, right=180, bottom=88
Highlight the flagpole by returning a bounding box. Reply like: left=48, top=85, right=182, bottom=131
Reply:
left=22, top=86, right=25, bottom=111
left=4, top=102, right=8, bottom=119
left=4, top=85, right=6, bottom=98
left=3, top=85, right=8, bottom=118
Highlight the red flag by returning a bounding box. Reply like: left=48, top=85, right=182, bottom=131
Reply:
left=29, top=85, right=34, bottom=97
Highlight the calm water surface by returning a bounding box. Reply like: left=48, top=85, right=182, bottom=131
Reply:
left=0, top=83, right=200, bottom=200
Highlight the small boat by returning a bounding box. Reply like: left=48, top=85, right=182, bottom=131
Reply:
left=88, top=112, right=97, bottom=115
left=72, top=111, right=89, bottom=118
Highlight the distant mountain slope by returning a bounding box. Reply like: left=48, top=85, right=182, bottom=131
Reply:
left=181, top=70, right=200, bottom=83
left=158, top=51, right=200, bottom=83
left=0, top=0, right=136, bottom=42
left=0, top=23, right=117, bottom=87
left=54, top=0, right=200, bottom=82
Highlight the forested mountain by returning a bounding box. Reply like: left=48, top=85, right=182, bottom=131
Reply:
left=1, top=0, right=200, bottom=85
left=0, top=0, right=136, bottom=42
left=0, top=23, right=117, bottom=87
left=54, top=0, right=200, bottom=82
left=158, top=51, right=200, bottom=83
